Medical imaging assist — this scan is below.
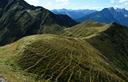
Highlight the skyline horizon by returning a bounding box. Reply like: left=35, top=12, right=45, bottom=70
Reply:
left=25, top=0, right=128, bottom=10
left=50, top=7, right=127, bottom=10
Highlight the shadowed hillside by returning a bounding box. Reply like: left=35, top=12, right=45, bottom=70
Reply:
left=87, top=23, right=128, bottom=80
left=0, top=0, right=77, bottom=46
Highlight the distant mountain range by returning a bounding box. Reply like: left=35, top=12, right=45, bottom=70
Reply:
left=53, top=7, right=128, bottom=26
left=78, top=7, right=128, bottom=26
left=0, top=0, right=77, bottom=45
left=52, top=9, right=96, bottom=21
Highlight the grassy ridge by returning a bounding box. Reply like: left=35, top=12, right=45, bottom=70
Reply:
left=63, top=22, right=128, bottom=81
left=63, top=22, right=110, bottom=38
left=0, top=34, right=125, bottom=82
left=16, top=34, right=125, bottom=82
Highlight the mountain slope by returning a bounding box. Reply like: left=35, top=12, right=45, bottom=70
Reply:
left=63, top=21, right=109, bottom=38
left=0, top=22, right=128, bottom=81
left=52, top=9, right=96, bottom=21
left=63, top=21, right=128, bottom=81
left=78, top=7, right=128, bottom=26
left=0, top=0, right=77, bottom=46
left=0, top=34, right=126, bottom=82
left=87, top=23, right=128, bottom=79
left=1, top=1, right=128, bottom=81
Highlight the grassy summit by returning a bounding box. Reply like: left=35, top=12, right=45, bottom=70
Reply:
left=0, top=34, right=127, bottom=82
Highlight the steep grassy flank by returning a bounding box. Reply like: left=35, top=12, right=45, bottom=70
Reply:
left=15, top=34, right=126, bottom=82
left=86, top=23, right=128, bottom=80
left=0, top=35, right=59, bottom=82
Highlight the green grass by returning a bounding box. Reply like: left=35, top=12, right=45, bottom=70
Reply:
left=0, top=22, right=128, bottom=82
left=63, top=21, right=110, bottom=38
left=0, top=34, right=125, bottom=82
left=0, top=35, right=53, bottom=82
left=15, top=34, right=125, bottom=82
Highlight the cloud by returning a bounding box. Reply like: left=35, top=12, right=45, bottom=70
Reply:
left=119, top=0, right=128, bottom=6
left=25, top=0, right=40, bottom=6
left=25, top=0, right=70, bottom=9
left=119, top=0, right=128, bottom=3
left=26, top=0, right=70, bottom=9
left=110, top=0, right=128, bottom=4
left=25, top=0, right=128, bottom=10
left=55, top=0, right=69, bottom=3
left=109, top=0, right=128, bottom=9
left=110, top=0, right=115, bottom=3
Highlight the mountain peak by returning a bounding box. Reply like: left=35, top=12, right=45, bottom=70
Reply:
left=102, top=7, right=115, bottom=11
left=0, top=0, right=9, bottom=7
left=0, top=0, right=77, bottom=45
left=52, top=9, right=96, bottom=21
left=79, top=7, right=128, bottom=26
left=108, top=7, right=114, bottom=10
left=0, top=0, right=35, bottom=10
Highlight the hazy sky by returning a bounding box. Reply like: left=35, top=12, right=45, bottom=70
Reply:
left=25, top=0, right=128, bottom=10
